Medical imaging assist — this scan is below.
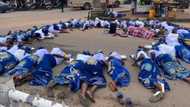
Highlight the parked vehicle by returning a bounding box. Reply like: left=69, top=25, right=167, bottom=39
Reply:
left=68, top=0, right=121, bottom=10
left=175, top=0, right=189, bottom=9
left=0, top=1, right=11, bottom=13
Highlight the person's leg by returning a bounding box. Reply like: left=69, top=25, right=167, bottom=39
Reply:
left=80, top=82, right=88, bottom=97
left=79, top=82, right=91, bottom=106
left=109, top=80, right=118, bottom=92
left=86, top=85, right=98, bottom=103
left=61, top=2, right=64, bottom=12
left=149, top=83, right=165, bottom=103
left=155, top=83, right=165, bottom=93
left=46, top=80, right=57, bottom=97
left=183, top=77, right=190, bottom=84
left=60, top=29, right=69, bottom=33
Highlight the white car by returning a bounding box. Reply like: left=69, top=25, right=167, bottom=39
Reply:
left=68, top=0, right=121, bottom=10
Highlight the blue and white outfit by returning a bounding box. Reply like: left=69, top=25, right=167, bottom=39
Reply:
left=53, top=53, right=90, bottom=92
left=53, top=60, right=82, bottom=92
left=178, top=32, right=190, bottom=49
left=83, top=52, right=106, bottom=87
left=7, top=55, right=38, bottom=77
left=108, top=52, right=130, bottom=87
left=30, top=54, right=57, bottom=86
left=156, top=54, right=190, bottom=80
left=138, top=58, right=170, bottom=91
left=0, top=45, right=32, bottom=75
left=175, top=45, right=190, bottom=64
left=0, top=50, right=18, bottom=74
left=30, top=48, right=65, bottom=86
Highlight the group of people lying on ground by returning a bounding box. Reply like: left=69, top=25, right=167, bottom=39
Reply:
left=1, top=17, right=189, bottom=43
left=130, top=27, right=190, bottom=103
left=0, top=39, right=132, bottom=106
left=0, top=18, right=190, bottom=106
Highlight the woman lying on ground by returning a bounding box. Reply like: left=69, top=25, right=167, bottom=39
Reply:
left=155, top=53, right=190, bottom=83
left=47, top=51, right=107, bottom=107
left=79, top=51, right=107, bottom=105
left=30, top=47, right=71, bottom=86
left=130, top=48, right=170, bottom=103
left=107, top=51, right=130, bottom=91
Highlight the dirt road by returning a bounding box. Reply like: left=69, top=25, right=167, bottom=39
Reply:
left=1, top=9, right=190, bottom=107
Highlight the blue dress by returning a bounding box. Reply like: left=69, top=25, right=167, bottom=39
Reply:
left=54, top=60, right=107, bottom=92
left=7, top=55, right=38, bottom=77
left=179, top=32, right=190, bottom=49
left=109, top=58, right=130, bottom=87
left=30, top=54, right=56, bottom=86
left=138, top=58, right=170, bottom=91
left=156, top=54, right=190, bottom=80
left=83, top=61, right=106, bottom=87
left=175, top=45, right=190, bottom=64
left=53, top=60, right=84, bottom=92
left=0, top=50, right=18, bottom=74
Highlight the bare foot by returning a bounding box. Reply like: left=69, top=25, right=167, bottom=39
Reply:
left=47, top=88, right=55, bottom=98
left=86, top=91, right=95, bottom=103
left=57, top=91, right=66, bottom=99
left=109, top=81, right=118, bottom=92
left=79, top=94, right=90, bottom=107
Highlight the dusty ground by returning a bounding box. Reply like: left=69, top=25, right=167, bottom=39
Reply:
left=1, top=8, right=190, bottom=107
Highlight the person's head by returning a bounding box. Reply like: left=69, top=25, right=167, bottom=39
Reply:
left=172, top=28, right=177, bottom=34
left=109, top=51, right=122, bottom=60
left=149, top=50, right=157, bottom=60
left=6, top=38, right=14, bottom=48
left=136, top=50, right=148, bottom=62
left=34, top=47, right=49, bottom=61
left=82, top=50, right=92, bottom=56
left=7, top=30, right=12, bottom=35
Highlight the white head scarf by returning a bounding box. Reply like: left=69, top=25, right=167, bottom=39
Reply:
left=93, top=52, right=106, bottom=61
left=136, top=50, right=149, bottom=60
left=8, top=45, right=19, bottom=55
left=51, top=48, right=65, bottom=65
left=76, top=54, right=91, bottom=63
left=158, top=44, right=176, bottom=59
left=34, top=48, right=49, bottom=61
left=110, top=51, right=122, bottom=60
left=14, top=49, right=27, bottom=61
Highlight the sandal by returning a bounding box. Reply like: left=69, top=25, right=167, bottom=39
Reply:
left=149, top=91, right=164, bottom=103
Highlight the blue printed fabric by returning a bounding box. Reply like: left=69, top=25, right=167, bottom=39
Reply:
left=83, top=61, right=106, bottom=87
left=138, top=58, right=170, bottom=91
left=109, top=57, right=130, bottom=87
left=179, top=33, right=190, bottom=49
left=54, top=60, right=107, bottom=92
left=7, top=55, right=38, bottom=77
left=156, top=54, right=190, bottom=80
left=175, top=45, right=190, bottom=64
left=53, top=60, right=82, bottom=92
left=0, top=50, right=18, bottom=74
left=30, top=54, right=56, bottom=86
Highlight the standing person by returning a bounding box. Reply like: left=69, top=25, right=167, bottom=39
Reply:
left=60, top=0, right=66, bottom=12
